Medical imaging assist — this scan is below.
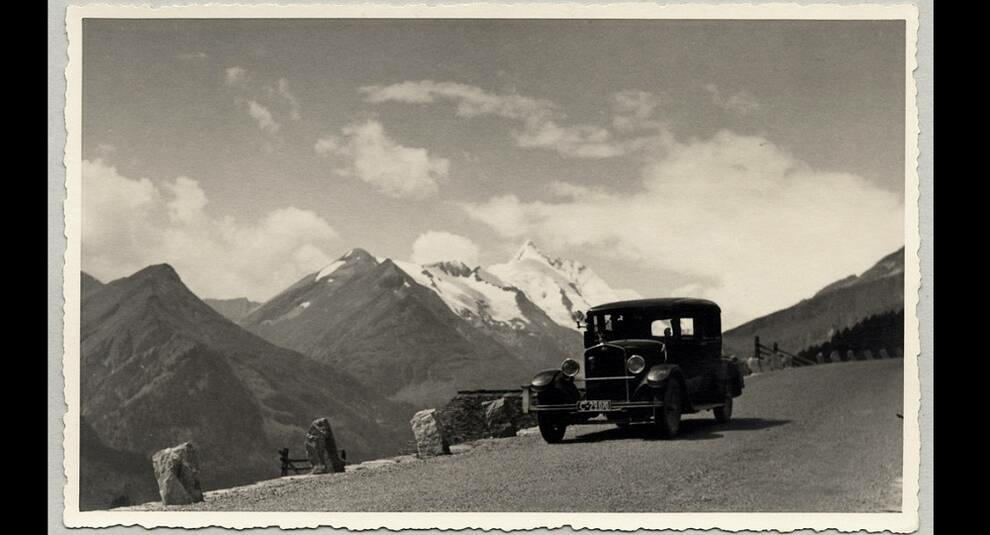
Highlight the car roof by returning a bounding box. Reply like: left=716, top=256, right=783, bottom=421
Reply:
left=588, top=298, right=721, bottom=315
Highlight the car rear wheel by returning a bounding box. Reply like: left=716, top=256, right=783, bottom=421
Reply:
left=537, top=414, right=567, bottom=443
left=714, top=395, right=733, bottom=423
left=654, top=380, right=682, bottom=438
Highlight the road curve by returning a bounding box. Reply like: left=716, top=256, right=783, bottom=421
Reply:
left=145, top=360, right=903, bottom=512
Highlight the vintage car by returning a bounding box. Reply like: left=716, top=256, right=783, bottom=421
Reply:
left=522, top=298, right=744, bottom=443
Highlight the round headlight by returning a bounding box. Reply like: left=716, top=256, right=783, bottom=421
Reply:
left=561, top=357, right=581, bottom=377
left=626, top=354, right=646, bottom=374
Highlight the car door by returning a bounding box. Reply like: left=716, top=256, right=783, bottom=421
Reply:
left=673, top=315, right=721, bottom=400
left=695, top=312, right=725, bottom=401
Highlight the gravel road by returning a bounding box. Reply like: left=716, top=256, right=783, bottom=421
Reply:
left=133, top=359, right=903, bottom=512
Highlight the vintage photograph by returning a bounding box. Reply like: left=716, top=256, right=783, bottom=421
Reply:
left=61, top=3, right=921, bottom=531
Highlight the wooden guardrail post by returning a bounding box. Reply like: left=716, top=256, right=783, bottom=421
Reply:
left=279, top=447, right=312, bottom=476
left=752, top=336, right=824, bottom=370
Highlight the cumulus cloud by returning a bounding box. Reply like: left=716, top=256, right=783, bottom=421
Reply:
left=224, top=66, right=248, bottom=86
left=461, top=130, right=903, bottom=327
left=362, top=81, right=666, bottom=159
left=611, top=90, right=664, bottom=132
left=272, top=78, right=301, bottom=120
left=93, top=143, right=117, bottom=159
left=362, top=80, right=554, bottom=121
left=243, top=100, right=280, bottom=134
left=223, top=67, right=300, bottom=137
left=513, top=120, right=659, bottom=159
left=163, top=176, right=208, bottom=224
left=411, top=231, right=481, bottom=267
left=82, top=159, right=339, bottom=301
left=704, top=84, right=760, bottom=116
left=315, top=120, right=448, bottom=200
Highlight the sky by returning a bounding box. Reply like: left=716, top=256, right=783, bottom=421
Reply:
left=81, top=18, right=906, bottom=328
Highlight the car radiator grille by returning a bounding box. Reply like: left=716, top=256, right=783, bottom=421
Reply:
left=584, top=344, right=632, bottom=401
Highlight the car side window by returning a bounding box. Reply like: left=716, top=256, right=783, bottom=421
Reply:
left=694, top=317, right=704, bottom=337
left=650, top=319, right=672, bottom=337
left=679, top=317, right=695, bottom=337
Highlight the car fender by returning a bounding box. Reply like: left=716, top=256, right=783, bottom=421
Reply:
left=530, top=369, right=562, bottom=392
left=529, top=369, right=580, bottom=403
left=728, top=359, right=745, bottom=396
left=645, top=363, right=682, bottom=388
left=716, top=358, right=745, bottom=397
left=644, top=364, right=690, bottom=410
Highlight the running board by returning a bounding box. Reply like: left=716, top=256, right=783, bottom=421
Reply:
left=691, top=402, right=727, bottom=411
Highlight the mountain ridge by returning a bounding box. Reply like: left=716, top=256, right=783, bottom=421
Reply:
left=722, top=247, right=904, bottom=358
left=240, top=250, right=579, bottom=407
left=204, top=297, right=262, bottom=322
left=80, top=262, right=413, bottom=509
left=486, top=240, right=640, bottom=329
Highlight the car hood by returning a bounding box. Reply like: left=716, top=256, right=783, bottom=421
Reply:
left=587, top=338, right=664, bottom=353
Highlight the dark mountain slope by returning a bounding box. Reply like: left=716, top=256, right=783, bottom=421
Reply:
left=81, top=272, right=104, bottom=299
left=722, top=247, right=904, bottom=357
left=80, top=264, right=413, bottom=509
left=799, top=309, right=905, bottom=360
left=204, top=297, right=262, bottom=322
left=79, top=416, right=160, bottom=510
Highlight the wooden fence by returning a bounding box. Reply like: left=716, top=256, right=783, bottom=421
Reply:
left=753, top=336, right=817, bottom=367
left=746, top=335, right=904, bottom=374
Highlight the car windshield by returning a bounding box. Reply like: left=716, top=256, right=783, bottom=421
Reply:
left=587, top=311, right=669, bottom=342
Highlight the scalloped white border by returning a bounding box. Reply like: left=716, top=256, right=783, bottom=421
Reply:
left=62, top=3, right=922, bottom=531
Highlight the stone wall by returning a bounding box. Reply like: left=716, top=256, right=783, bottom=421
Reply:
left=436, top=390, right=536, bottom=445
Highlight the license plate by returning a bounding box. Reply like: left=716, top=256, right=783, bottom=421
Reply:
left=577, top=400, right=612, bottom=412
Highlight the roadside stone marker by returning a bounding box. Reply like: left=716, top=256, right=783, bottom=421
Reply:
left=828, top=350, right=841, bottom=363
left=846, top=350, right=856, bottom=362
left=410, top=408, right=450, bottom=457
left=816, top=352, right=824, bottom=364
left=864, top=349, right=875, bottom=360
left=152, top=442, right=204, bottom=506
left=483, top=396, right=522, bottom=438
left=879, top=348, right=891, bottom=359
left=305, top=417, right=345, bottom=474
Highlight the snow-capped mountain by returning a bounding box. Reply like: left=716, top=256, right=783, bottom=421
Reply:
left=237, top=241, right=638, bottom=406
left=486, top=240, right=640, bottom=329
left=393, top=259, right=532, bottom=329
left=393, top=257, right=581, bottom=361
left=240, top=248, right=579, bottom=407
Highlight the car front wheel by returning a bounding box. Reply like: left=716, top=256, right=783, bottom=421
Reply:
left=714, top=395, right=733, bottom=423
left=537, top=413, right=568, bottom=443
left=654, top=380, right=682, bottom=438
